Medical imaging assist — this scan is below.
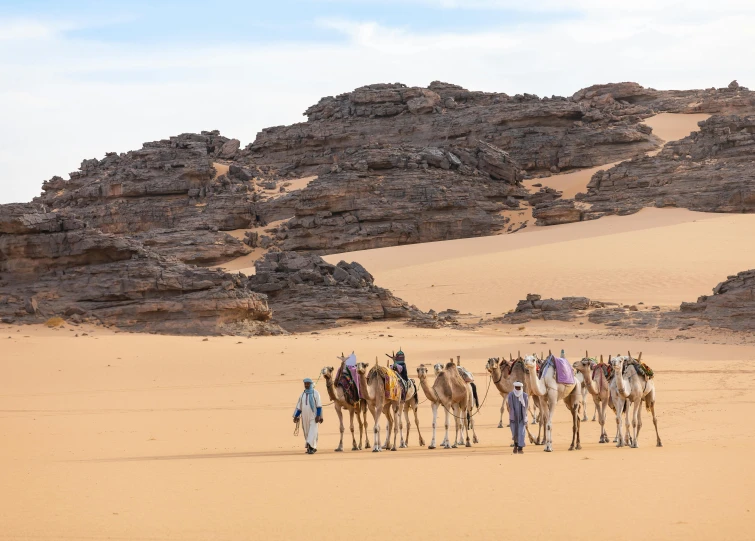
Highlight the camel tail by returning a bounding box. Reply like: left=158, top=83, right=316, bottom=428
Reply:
left=470, top=382, right=479, bottom=409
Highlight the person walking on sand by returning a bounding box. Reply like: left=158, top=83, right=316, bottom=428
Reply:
left=293, top=378, right=323, bottom=454
left=508, top=381, right=528, bottom=454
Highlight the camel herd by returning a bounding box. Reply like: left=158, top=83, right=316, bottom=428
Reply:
left=319, top=350, right=661, bottom=454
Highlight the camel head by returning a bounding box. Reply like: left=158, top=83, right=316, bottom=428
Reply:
left=608, top=355, right=624, bottom=372
left=433, top=363, right=444, bottom=375
left=523, top=354, right=539, bottom=371
left=321, top=366, right=335, bottom=379
left=356, top=362, right=369, bottom=375
left=486, top=358, right=500, bottom=373
left=417, top=364, right=428, bottom=380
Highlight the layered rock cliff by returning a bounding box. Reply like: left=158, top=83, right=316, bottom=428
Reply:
left=265, top=142, right=525, bottom=253
left=0, top=203, right=277, bottom=335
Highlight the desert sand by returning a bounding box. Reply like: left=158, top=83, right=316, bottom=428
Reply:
left=2, top=318, right=754, bottom=541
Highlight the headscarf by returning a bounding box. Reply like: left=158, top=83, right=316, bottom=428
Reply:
left=303, top=378, right=315, bottom=410
left=512, top=381, right=526, bottom=409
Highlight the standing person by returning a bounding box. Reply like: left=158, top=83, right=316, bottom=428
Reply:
left=293, top=378, right=323, bottom=454
left=507, top=381, right=528, bottom=454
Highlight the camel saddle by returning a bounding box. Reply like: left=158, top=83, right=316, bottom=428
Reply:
left=335, top=365, right=360, bottom=405
left=539, top=355, right=575, bottom=385
left=625, top=359, right=654, bottom=379
left=368, top=365, right=403, bottom=401
left=592, top=362, right=614, bottom=382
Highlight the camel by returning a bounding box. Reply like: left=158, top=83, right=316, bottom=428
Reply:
left=417, top=364, right=447, bottom=449
left=435, top=359, right=479, bottom=446
left=486, top=355, right=542, bottom=445
left=418, top=360, right=474, bottom=448
left=523, top=353, right=583, bottom=452
left=356, top=360, right=403, bottom=452
left=320, top=365, right=369, bottom=451
left=385, top=355, right=425, bottom=448
left=609, top=352, right=662, bottom=448
left=573, top=352, right=614, bottom=443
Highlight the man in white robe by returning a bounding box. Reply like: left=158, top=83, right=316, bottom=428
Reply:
left=293, top=378, right=323, bottom=454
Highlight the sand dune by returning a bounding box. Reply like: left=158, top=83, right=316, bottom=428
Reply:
left=326, top=208, right=755, bottom=313
left=2, top=321, right=754, bottom=540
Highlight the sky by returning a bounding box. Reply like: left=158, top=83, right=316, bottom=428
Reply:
left=1, top=0, right=754, bottom=204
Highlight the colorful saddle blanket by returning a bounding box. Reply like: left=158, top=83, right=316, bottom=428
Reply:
left=626, top=360, right=654, bottom=379
left=592, top=362, right=614, bottom=382
left=540, top=356, right=575, bottom=385
left=368, top=365, right=402, bottom=401
left=336, top=365, right=360, bottom=405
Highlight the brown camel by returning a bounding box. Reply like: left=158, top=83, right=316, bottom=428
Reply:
left=320, top=364, right=369, bottom=451
left=429, top=359, right=474, bottom=448
left=384, top=355, right=425, bottom=448
left=573, top=352, right=614, bottom=444
left=356, top=360, right=403, bottom=452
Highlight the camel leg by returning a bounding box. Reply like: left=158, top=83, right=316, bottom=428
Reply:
left=361, top=402, right=370, bottom=450
left=451, top=404, right=461, bottom=448
left=382, top=407, right=393, bottom=450
left=592, top=401, right=597, bottom=422
left=400, top=404, right=410, bottom=448
left=624, top=402, right=632, bottom=446
left=544, top=393, right=557, bottom=452
left=334, top=404, right=345, bottom=452
left=498, top=397, right=505, bottom=428
left=465, top=406, right=473, bottom=447
left=413, top=401, right=425, bottom=447
left=595, top=402, right=608, bottom=443
left=429, top=402, right=439, bottom=449
left=648, top=397, right=662, bottom=447
left=631, top=399, right=642, bottom=448
left=391, top=402, right=404, bottom=451
left=614, top=397, right=624, bottom=447
left=581, top=387, right=589, bottom=422
left=349, top=408, right=358, bottom=451
left=355, top=405, right=365, bottom=450
left=470, top=408, right=478, bottom=444
left=371, top=403, right=381, bottom=452
left=442, top=406, right=452, bottom=449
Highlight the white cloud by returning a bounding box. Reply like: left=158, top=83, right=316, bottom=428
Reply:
left=1, top=5, right=754, bottom=204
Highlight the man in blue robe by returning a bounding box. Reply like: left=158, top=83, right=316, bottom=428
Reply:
left=507, top=381, right=528, bottom=454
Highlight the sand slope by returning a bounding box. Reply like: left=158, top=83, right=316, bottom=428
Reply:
left=326, top=208, right=755, bottom=314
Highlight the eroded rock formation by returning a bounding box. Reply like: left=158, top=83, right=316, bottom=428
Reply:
left=265, top=143, right=526, bottom=253
left=578, top=115, right=755, bottom=217
left=248, top=251, right=422, bottom=331
left=0, top=203, right=277, bottom=335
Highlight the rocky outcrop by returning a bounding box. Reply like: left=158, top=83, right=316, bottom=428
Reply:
left=498, top=270, right=755, bottom=333
left=0, top=203, right=278, bottom=335
left=674, top=269, right=755, bottom=331
left=266, top=143, right=526, bottom=253
left=499, top=294, right=609, bottom=323
left=578, top=115, right=755, bottom=218
left=246, top=82, right=664, bottom=180
left=33, top=131, right=270, bottom=265
left=247, top=251, right=422, bottom=331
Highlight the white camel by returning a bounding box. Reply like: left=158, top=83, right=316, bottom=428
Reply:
left=523, top=353, right=583, bottom=452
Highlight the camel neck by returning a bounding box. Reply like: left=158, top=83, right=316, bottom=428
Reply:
left=418, top=376, right=435, bottom=402
left=324, top=377, right=337, bottom=402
